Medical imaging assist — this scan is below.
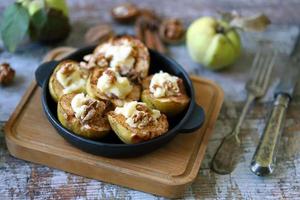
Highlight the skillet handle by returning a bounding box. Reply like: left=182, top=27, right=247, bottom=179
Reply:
left=179, top=103, right=205, bottom=133
left=35, top=61, right=59, bottom=87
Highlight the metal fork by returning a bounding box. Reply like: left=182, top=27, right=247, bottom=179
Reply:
left=211, top=51, right=277, bottom=175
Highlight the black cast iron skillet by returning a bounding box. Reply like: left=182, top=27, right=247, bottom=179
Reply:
left=35, top=46, right=205, bottom=158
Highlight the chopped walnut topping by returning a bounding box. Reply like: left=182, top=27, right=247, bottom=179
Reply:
left=81, top=99, right=106, bottom=124
left=115, top=101, right=161, bottom=129
left=109, top=93, right=119, bottom=99
left=103, top=69, right=117, bottom=84
left=71, top=93, right=106, bottom=124
left=132, top=112, right=145, bottom=123
left=127, top=69, right=140, bottom=82
left=149, top=71, right=180, bottom=98
left=131, top=111, right=155, bottom=129
left=56, top=62, right=87, bottom=94
left=96, top=57, right=108, bottom=67
left=151, top=84, right=160, bottom=90
left=80, top=53, right=109, bottom=69
left=81, top=101, right=97, bottom=123
left=60, top=63, right=76, bottom=76
left=130, top=48, right=138, bottom=58
left=136, top=104, right=149, bottom=112
left=97, top=68, right=133, bottom=99
left=95, top=39, right=137, bottom=76
left=82, top=108, right=96, bottom=123
left=164, top=80, right=180, bottom=96
left=95, top=54, right=109, bottom=67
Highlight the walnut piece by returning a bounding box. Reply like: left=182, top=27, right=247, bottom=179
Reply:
left=81, top=99, right=105, bottom=124
left=132, top=111, right=154, bottom=129
left=0, top=63, right=15, bottom=85
left=164, top=80, right=180, bottom=96
left=104, top=69, right=117, bottom=84
left=80, top=53, right=110, bottom=70
left=159, top=18, right=185, bottom=44
left=136, top=104, right=149, bottom=112
left=132, top=104, right=155, bottom=128
left=60, top=63, right=76, bottom=75
left=111, top=3, right=139, bottom=23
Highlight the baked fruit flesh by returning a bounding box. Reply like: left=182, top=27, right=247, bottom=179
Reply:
left=47, top=35, right=193, bottom=144
left=141, top=71, right=190, bottom=116
left=57, top=93, right=111, bottom=139
left=107, top=101, right=169, bottom=144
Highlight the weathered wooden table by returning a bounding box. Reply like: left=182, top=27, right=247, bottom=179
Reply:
left=1, top=0, right=300, bottom=199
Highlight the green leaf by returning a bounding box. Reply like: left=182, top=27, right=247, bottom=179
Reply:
left=31, top=8, right=47, bottom=31
left=0, top=3, right=30, bottom=52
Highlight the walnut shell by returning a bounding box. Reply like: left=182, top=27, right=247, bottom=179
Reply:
left=0, top=63, right=15, bottom=85
left=111, top=3, right=139, bottom=23
left=159, top=18, right=185, bottom=44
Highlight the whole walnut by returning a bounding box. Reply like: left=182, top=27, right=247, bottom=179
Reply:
left=0, top=63, right=15, bottom=85
left=159, top=19, right=185, bottom=44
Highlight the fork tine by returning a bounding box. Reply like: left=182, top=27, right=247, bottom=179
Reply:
left=252, top=53, right=266, bottom=85
left=250, top=53, right=263, bottom=87
left=256, top=53, right=273, bottom=86
left=262, top=51, right=277, bottom=90
left=250, top=51, right=262, bottom=77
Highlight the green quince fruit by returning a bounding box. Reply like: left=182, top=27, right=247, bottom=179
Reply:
left=21, top=0, right=68, bottom=17
left=186, top=17, right=241, bottom=70
left=45, top=0, right=69, bottom=16
left=25, top=0, right=70, bottom=43
left=27, top=0, right=44, bottom=16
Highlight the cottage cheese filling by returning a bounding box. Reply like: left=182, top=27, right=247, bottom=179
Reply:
left=97, top=68, right=133, bottom=99
left=71, top=93, right=91, bottom=119
left=97, top=39, right=136, bottom=75
left=149, top=71, right=180, bottom=98
left=115, top=101, right=161, bottom=128
left=56, top=63, right=86, bottom=94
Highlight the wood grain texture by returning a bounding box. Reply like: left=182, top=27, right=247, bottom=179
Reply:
left=1, top=0, right=300, bottom=199
left=4, top=76, right=224, bottom=198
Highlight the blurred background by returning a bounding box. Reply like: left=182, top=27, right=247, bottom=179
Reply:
left=1, top=1, right=300, bottom=199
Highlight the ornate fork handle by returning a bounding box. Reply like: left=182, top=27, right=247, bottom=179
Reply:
left=211, top=52, right=276, bottom=175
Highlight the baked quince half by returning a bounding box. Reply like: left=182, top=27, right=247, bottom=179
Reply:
left=141, top=71, right=190, bottom=116
left=81, top=35, right=149, bottom=82
left=57, top=93, right=111, bottom=139
left=86, top=67, right=141, bottom=107
left=49, top=60, right=88, bottom=102
left=107, top=101, right=169, bottom=144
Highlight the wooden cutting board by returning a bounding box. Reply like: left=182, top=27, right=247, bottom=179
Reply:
left=4, top=75, right=223, bottom=198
